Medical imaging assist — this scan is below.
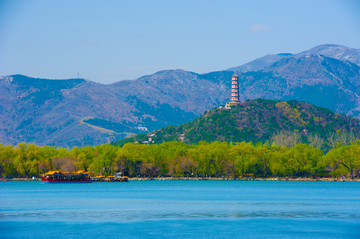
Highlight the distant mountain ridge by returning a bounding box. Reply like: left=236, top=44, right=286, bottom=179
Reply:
left=1, top=44, right=360, bottom=147
left=227, top=53, right=293, bottom=72
left=228, top=44, right=360, bottom=72
left=297, top=44, right=360, bottom=65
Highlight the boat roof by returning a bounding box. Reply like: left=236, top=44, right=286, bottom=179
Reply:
left=75, top=170, right=89, bottom=174
left=42, top=170, right=89, bottom=176
left=42, top=171, right=62, bottom=176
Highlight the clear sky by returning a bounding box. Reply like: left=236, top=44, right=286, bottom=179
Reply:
left=0, top=0, right=359, bottom=84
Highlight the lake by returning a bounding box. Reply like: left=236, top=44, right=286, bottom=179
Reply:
left=0, top=180, right=359, bottom=238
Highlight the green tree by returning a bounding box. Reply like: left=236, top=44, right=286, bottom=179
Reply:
left=326, top=141, right=360, bottom=178
left=230, top=142, right=256, bottom=177
left=13, top=143, right=41, bottom=177
left=0, top=144, right=17, bottom=178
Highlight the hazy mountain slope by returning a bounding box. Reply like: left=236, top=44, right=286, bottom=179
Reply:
left=227, top=53, right=293, bottom=72
left=0, top=75, right=125, bottom=147
left=263, top=55, right=360, bottom=115
left=112, top=69, right=227, bottom=114
left=0, top=72, right=214, bottom=147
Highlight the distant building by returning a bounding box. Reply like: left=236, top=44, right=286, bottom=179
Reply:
left=225, top=71, right=241, bottom=108
left=147, top=133, right=155, bottom=142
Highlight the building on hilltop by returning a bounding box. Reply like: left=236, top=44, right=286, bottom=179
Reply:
left=225, top=71, right=241, bottom=109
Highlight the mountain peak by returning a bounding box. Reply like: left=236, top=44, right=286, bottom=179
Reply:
left=155, top=69, right=188, bottom=74
left=8, top=74, right=87, bottom=85
left=297, top=44, right=360, bottom=65
left=228, top=44, right=360, bottom=73
left=309, top=44, right=348, bottom=51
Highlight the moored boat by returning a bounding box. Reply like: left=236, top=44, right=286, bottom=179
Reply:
left=41, top=170, right=92, bottom=183
left=106, top=176, right=129, bottom=182
left=91, top=175, right=105, bottom=182
left=90, top=175, right=129, bottom=182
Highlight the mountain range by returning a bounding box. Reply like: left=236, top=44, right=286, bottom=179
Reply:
left=1, top=44, right=360, bottom=147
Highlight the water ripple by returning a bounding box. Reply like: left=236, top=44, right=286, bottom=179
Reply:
left=1, top=209, right=359, bottom=222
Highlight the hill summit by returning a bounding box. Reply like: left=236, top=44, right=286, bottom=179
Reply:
left=115, top=99, right=360, bottom=152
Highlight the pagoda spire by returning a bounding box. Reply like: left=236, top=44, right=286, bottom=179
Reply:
left=225, top=71, right=241, bottom=108
left=230, top=71, right=240, bottom=103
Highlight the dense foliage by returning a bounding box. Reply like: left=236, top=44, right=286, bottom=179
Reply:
left=115, top=99, right=360, bottom=152
left=1, top=141, right=360, bottom=179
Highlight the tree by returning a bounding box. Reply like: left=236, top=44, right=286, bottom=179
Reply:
left=52, top=156, right=76, bottom=172
left=38, top=146, right=57, bottom=175
left=90, top=144, right=118, bottom=176
left=326, top=141, right=360, bottom=179
left=13, top=143, right=41, bottom=177
left=75, top=146, right=95, bottom=171
left=269, top=146, right=289, bottom=177
left=307, top=133, right=324, bottom=150
left=254, top=145, right=272, bottom=177
left=271, top=131, right=302, bottom=148
left=287, top=144, right=324, bottom=177
left=0, top=144, right=16, bottom=178
left=231, top=142, right=255, bottom=177
left=328, top=131, right=356, bottom=149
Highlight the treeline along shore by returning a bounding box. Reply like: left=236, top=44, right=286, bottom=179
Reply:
left=0, top=140, right=359, bottom=180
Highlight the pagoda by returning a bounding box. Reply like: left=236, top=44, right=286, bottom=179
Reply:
left=225, top=71, right=241, bottom=108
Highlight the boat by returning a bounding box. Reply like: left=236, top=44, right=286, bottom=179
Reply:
left=90, top=175, right=129, bottom=182
left=105, top=176, right=129, bottom=182
left=41, top=170, right=92, bottom=183
left=91, top=175, right=105, bottom=182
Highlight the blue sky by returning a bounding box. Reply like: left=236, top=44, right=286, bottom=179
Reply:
left=0, top=0, right=359, bottom=84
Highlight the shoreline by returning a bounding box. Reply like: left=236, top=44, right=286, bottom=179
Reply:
left=129, top=177, right=360, bottom=182
left=1, top=177, right=359, bottom=182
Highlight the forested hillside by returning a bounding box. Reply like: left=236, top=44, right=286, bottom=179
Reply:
left=116, top=99, right=360, bottom=152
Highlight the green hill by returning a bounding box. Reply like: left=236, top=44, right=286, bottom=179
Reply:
left=114, top=99, right=360, bottom=152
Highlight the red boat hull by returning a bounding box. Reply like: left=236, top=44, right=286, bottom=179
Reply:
left=41, top=178, right=92, bottom=183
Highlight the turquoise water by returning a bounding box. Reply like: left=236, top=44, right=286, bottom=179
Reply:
left=0, top=181, right=359, bottom=238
